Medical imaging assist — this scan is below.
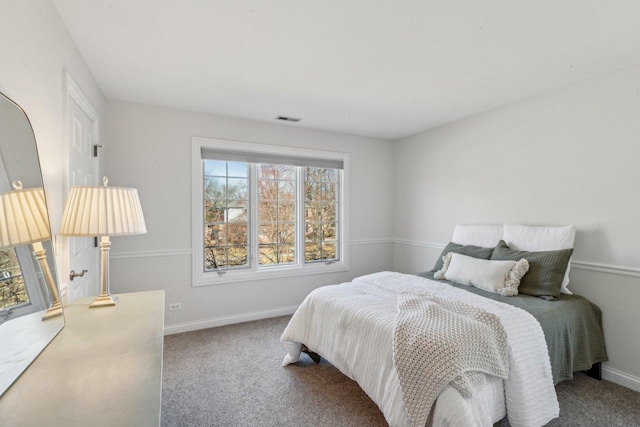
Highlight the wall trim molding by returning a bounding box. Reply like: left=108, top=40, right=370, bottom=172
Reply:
left=392, top=239, right=640, bottom=278
left=602, top=366, right=640, bottom=393
left=350, top=238, right=393, bottom=246
left=164, top=305, right=299, bottom=335
left=570, top=260, right=640, bottom=278
left=111, top=249, right=192, bottom=260
left=392, top=238, right=447, bottom=250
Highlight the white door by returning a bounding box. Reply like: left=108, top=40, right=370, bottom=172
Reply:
left=64, top=85, right=99, bottom=302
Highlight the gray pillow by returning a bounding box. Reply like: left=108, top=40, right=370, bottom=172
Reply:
left=490, top=240, right=573, bottom=300
left=431, top=242, right=494, bottom=272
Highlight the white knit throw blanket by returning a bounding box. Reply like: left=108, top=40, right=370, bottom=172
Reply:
left=393, top=292, right=509, bottom=427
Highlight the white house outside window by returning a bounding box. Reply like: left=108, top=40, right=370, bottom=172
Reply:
left=192, top=137, right=349, bottom=286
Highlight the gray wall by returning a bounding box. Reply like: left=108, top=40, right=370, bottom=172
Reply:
left=392, top=66, right=640, bottom=391
left=104, top=100, right=395, bottom=333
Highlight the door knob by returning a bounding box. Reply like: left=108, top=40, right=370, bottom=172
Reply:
left=70, top=269, right=88, bottom=281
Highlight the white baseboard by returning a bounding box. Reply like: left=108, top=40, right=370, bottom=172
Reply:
left=164, top=305, right=299, bottom=335
left=602, top=365, right=640, bottom=393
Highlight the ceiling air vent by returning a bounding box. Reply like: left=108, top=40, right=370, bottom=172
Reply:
left=276, top=116, right=301, bottom=122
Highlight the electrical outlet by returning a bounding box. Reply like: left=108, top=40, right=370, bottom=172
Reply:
left=169, top=303, right=182, bottom=311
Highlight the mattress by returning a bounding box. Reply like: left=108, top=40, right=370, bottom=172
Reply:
left=281, top=272, right=562, bottom=426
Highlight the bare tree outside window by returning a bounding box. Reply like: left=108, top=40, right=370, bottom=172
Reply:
left=0, top=248, right=28, bottom=310
left=257, top=164, right=297, bottom=265
left=203, top=160, right=249, bottom=270
left=305, top=167, right=339, bottom=262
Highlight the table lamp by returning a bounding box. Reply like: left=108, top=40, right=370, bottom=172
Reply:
left=59, top=177, right=146, bottom=308
left=0, top=181, right=62, bottom=320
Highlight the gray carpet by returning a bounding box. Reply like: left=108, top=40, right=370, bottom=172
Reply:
left=162, top=316, right=640, bottom=427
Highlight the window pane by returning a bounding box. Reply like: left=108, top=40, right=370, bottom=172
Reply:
left=304, top=167, right=339, bottom=263
left=280, top=243, right=296, bottom=263
left=304, top=242, right=322, bottom=262
left=0, top=248, right=28, bottom=310
left=304, top=180, right=318, bottom=201
left=279, top=223, right=296, bottom=245
left=257, top=163, right=297, bottom=265
left=205, top=201, right=226, bottom=223
left=321, top=182, right=338, bottom=201
left=228, top=161, right=248, bottom=178
left=204, top=242, right=225, bottom=270
left=258, top=201, right=277, bottom=222
left=228, top=178, right=248, bottom=200
left=259, top=243, right=296, bottom=265
left=203, top=160, right=250, bottom=271
left=227, top=223, right=248, bottom=245
left=305, top=221, right=320, bottom=242
left=204, top=159, right=227, bottom=176
left=258, top=164, right=277, bottom=179
left=227, top=202, right=248, bottom=223
left=204, top=176, right=226, bottom=200
left=258, top=244, right=277, bottom=265
left=322, top=222, right=337, bottom=240
left=278, top=202, right=295, bottom=221
left=227, top=245, right=248, bottom=268
left=322, top=242, right=337, bottom=260
left=258, top=180, right=278, bottom=201
left=278, top=180, right=295, bottom=200
left=258, top=225, right=275, bottom=244
left=278, top=165, right=295, bottom=180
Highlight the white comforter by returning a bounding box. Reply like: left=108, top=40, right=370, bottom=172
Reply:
left=281, top=272, right=559, bottom=427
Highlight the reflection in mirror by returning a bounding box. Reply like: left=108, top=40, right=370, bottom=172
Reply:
left=0, top=92, right=64, bottom=397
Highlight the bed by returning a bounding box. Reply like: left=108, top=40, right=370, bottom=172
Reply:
left=280, top=225, right=608, bottom=427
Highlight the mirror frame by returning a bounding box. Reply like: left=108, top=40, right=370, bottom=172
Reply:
left=0, top=91, right=64, bottom=397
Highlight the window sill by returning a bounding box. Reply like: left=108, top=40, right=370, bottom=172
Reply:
left=192, top=261, right=349, bottom=287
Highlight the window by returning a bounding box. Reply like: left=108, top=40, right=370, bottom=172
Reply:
left=192, top=137, right=349, bottom=285
left=257, top=164, right=297, bottom=266
left=0, top=244, right=48, bottom=319
left=0, top=248, right=27, bottom=310
left=204, top=160, right=249, bottom=270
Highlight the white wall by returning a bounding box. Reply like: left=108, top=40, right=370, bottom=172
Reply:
left=392, top=66, right=640, bottom=390
left=104, top=100, right=394, bottom=333
left=0, top=1, right=104, bottom=296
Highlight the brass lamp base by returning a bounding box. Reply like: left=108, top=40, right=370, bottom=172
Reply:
left=89, top=293, right=118, bottom=308
left=42, top=301, right=63, bottom=320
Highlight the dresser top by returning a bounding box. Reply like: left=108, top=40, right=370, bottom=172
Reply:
left=0, top=290, right=165, bottom=427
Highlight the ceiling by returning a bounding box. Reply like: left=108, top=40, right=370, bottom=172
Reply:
left=52, top=1, right=640, bottom=140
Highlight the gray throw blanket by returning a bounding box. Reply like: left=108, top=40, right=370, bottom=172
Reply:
left=393, top=293, right=510, bottom=427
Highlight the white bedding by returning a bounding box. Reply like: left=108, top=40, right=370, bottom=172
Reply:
left=281, top=272, right=559, bottom=427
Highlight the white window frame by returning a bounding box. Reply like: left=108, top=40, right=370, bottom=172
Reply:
left=192, top=137, right=349, bottom=286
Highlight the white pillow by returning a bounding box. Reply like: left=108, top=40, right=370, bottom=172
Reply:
left=434, top=252, right=529, bottom=296
left=452, top=224, right=504, bottom=248
left=503, top=224, right=575, bottom=294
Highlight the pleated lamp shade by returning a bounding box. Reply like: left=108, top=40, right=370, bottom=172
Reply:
left=0, top=183, right=51, bottom=248
left=59, top=183, right=147, bottom=237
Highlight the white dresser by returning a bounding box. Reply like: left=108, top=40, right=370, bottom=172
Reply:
left=0, top=290, right=165, bottom=426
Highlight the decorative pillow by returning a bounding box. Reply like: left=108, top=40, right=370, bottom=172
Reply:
left=431, top=241, right=494, bottom=272
left=434, top=252, right=529, bottom=296
left=452, top=224, right=504, bottom=248
left=503, top=224, right=575, bottom=294
left=491, top=240, right=573, bottom=300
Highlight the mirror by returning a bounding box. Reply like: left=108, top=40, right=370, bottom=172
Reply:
left=0, top=92, right=64, bottom=397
